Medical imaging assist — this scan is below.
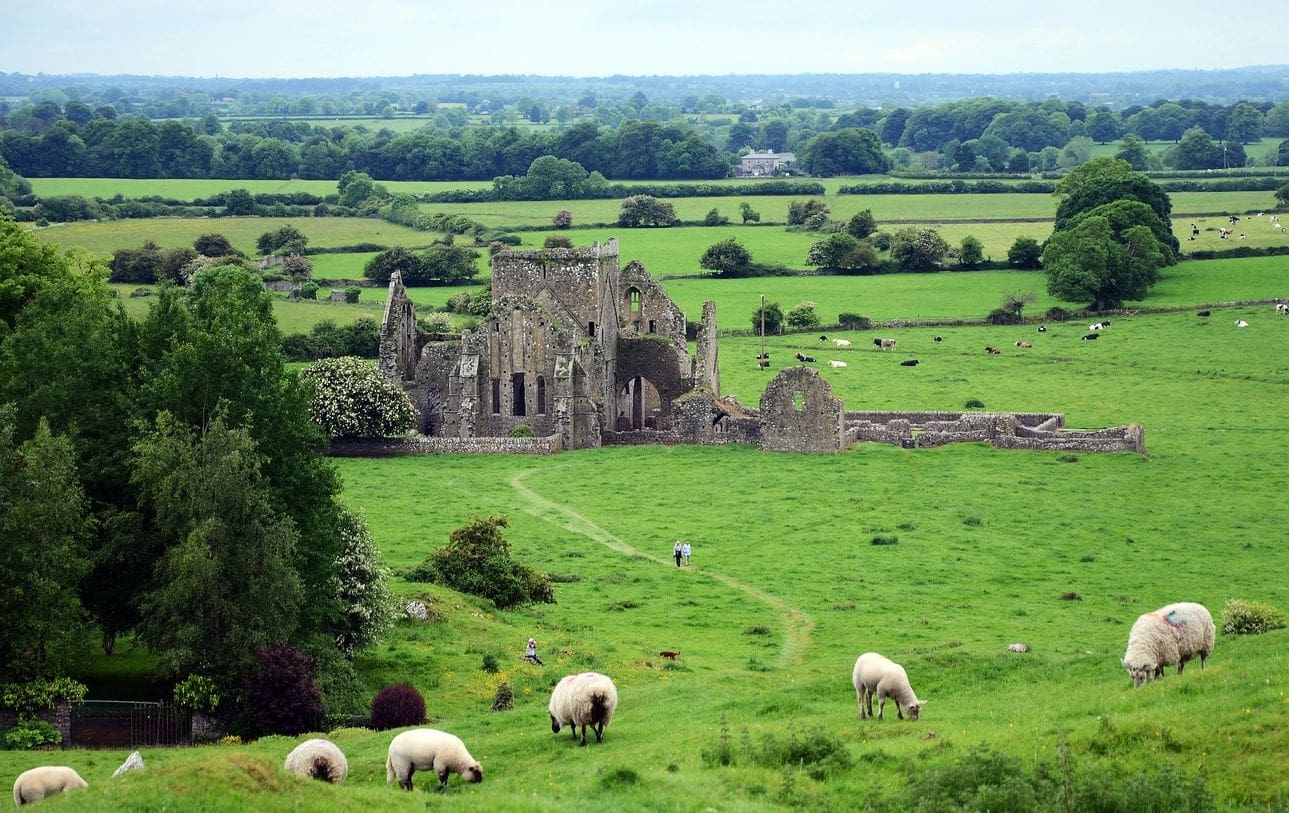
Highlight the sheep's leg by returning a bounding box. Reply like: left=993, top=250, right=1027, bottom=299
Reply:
left=593, top=722, right=604, bottom=743
left=896, top=699, right=905, bottom=720
left=399, top=767, right=415, bottom=791
left=570, top=725, right=578, bottom=742
left=436, top=768, right=450, bottom=789
left=877, top=696, right=886, bottom=720
left=579, top=725, right=588, bottom=747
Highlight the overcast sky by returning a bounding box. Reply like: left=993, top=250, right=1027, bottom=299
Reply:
left=3, top=0, right=1285, bottom=78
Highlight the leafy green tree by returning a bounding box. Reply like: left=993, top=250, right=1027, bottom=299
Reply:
left=330, top=507, right=392, bottom=658
left=617, top=195, right=676, bottom=227
left=415, top=516, right=553, bottom=609
left=699, top=238, right=752, bottom=277
left=279, top=255, right=313, bottom=281
left=1226, top=103, right=1264, bottom=144
left=786, top=301, right=820, bottom=329
left=1086, top=110, right=1123, bottom=143
left=1114, top=134, right=1152, bottom=170
left=223, top=188, right=256, bottom=215
left=797, top=128, right=889, bottom=176
left=751, top=301, right=783, bottom=335
left=256, top=225, right=308, bottom=256
left=1040, top=216, right=1165, bottom=310
left=133, top=413, right=303, bottom=682
left=0, top=410, right=92, bottom=681
left=338, top=171, right=379, bottom=208
left=412, top=243, right=480, bottom=285
left=1172, top=127, right=1224, bottom=170
left=1276, top=182, right=1289, bottom=208
left=958, top=235, right=984, bottom=269
left=363, top=246, right=421, bottom=285
left=194, top=233, right=234, bottom=258
left=738, top=202, right=760, bottom=224
left=1053, top=158, right=1178, bottom=258
left=703, top=207, right=729, bottom=226
left=787, top=199, right=829, bottom=226
left=890, top=227, right=950, bottom=271
left=804, top=232, right=876, bottom=271
left=1007, top=237, right=1043, bottom=269
left=845, top=209, right=877, bottom=239
left=1, top=217, right=77, bottom=332
left=302, top=356, right=415, bottom=439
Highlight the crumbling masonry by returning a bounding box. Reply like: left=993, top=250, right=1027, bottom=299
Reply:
left=377, top=240, right=1144, bottom=455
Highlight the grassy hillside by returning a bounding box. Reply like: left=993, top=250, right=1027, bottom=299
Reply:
left=5, top=293, right=1287, bottom=811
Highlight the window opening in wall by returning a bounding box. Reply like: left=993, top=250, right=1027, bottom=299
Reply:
left=536, top=376, right=546, bottom=414
left=794, top=391, right=804, bottom=412
left=588, top=321, right=596, bottom=337
left=629, top=288, right=641, bottom=315
left=493, top=321, right=499, bottom=333
left=491, top=378, right=501, bottom=414
left=512, top=373, right=526, bottom=416
left=648, top=319, right=656, bottom=334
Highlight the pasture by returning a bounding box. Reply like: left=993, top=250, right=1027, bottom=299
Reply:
left=9, top=300, right=1288, bottom=812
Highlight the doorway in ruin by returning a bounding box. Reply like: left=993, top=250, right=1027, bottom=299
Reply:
left=616, top=375, right=663, bottom=430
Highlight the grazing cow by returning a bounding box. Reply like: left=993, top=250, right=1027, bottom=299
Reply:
left=1275, top=303, right=1287, bottom=315
left=1089, top=322, right=1105, bottom=331
left=757, top=360, right=770, bottom=369
left=833, top=338, right=852, bottom=347
left=900, top=359, right=919, bottom=367
left=1235, top=320, right=1248, bottom=328
left=933, top=335, right=943, bottom=342
left=985, top=346, right=1001, bottom=355
left=795, top=352, right=806, bottom=362
left=827, top=360, right=848, bottom=368
left=819, top=335, right=828, bottom=342
left=659, top=651, right=680, bottom=661
left=1037, top=325, right=1047, bottom=332
left=1082, top=333, right=1099, bottom=341
left=1196, top=310, right=1211, bottom=317
left=873, top=338, right=896, bottom=350
left=756, top=353, right=769, bottom=360
left=1015, top=341, right=1032, bottom=348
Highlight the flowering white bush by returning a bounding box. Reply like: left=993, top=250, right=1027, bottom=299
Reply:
left=331, top=507, right=393, bottom=657
left=303, top=356, right=415, bottom=438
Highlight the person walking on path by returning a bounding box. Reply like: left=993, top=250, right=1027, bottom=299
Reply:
left=673, top=540, right=683, bottom=567
left=524, top=637, right=544, bottom=666
left=681, top=541, right=692, bottom=566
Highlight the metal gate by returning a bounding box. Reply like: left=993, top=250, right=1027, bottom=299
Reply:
left=70, top=700, right=190, bottom=748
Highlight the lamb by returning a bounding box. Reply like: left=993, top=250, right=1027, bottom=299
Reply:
left=833, top=338, right=852, bottom=347
left=827, top=360, right=848, bottom=368
left=386, top=729, right=483, bottom=790
left=1122, top=602, right=1215, bottom=688
left=873, top=338, right=896, bottom=350
left=13, top=766, right=88, bottom=806
left=284, top=738, right=348, bottom=784
left=852, top=652, right=926, bottom=721
left=1235, top=320, right=1249, bottom=328
left=548, top=672, right=618, bottom=746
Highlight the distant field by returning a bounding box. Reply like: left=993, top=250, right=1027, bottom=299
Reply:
left=1089, top=135, right=1287, bottom=161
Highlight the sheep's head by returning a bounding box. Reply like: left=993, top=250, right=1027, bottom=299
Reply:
left=1124, top=662, right=1152, bottom=688
left=906, top=699, right=927, bottom=721
left=463, top=762, right=483, bottom=783
left=550, top=713, right=561, bottom=734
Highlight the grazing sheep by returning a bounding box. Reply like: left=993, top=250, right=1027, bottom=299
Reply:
left=852, top=652, right=926, bottom=721
left=13, top=767, right=88, bottom=806
left=1235, top=320, right=1249, bottom=328
left=285, top=739, right=349, bottom=784
left=827, top=360, right=848, bottom=368
left=833, top=338, right=852, bottom=347
left=387, top=729, right=483, bottom=790
left=1015, top=341, right=1032, bottom=348
left=1037, top=325, right=1047, bottom=332
left=1122, top=602, right=1215, bottom=688
left=873, top=338, right=896, bottom=350
left=1196, top=310, right=1211, bottom=317
left=549, top=672, right=618, bottom=746
left=1081, top=333, right=1099, bottom=341
left=900, top=359, right=919, bottom=366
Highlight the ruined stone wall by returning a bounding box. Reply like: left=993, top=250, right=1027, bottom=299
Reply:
left=411, top=340, right=461, bottom=435
left=614, top=336, right=692, bottom=430
left=327, top=434, right=563, bottom=456
left=693, top=300, right=720, bottom=395
left=617, top=259, right=687, bottom=354
left=759, top=366, right=844, bottom=452
left=379, top=271, right=418, bottom=382
left=491, top=241, right=618, bottom=341
left=845, top=411, right=1064, bottom=428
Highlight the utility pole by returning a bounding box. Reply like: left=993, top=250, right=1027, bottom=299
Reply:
left=759, top=293, right=766, bottom=370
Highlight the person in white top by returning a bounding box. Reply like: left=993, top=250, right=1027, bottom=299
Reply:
left=524, top=637, right=544, bottom=665
left=681, top=541, right=691, bottom=566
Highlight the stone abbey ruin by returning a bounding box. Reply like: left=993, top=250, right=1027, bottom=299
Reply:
left=374, top=239, right=1144, bottom=455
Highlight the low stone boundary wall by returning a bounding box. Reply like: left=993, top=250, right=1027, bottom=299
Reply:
left=326, top=435, right=562, bottom=456
left=601, top=429, right=684, bottom=446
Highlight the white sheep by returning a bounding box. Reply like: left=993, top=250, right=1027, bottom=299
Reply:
left=284, top=738, right=348, bottom=784
left=852, top=652, right=926, bottom=721
left=386, top=729, right=483, bottom=790
left=548, top=672, right=618, bottom=745
left=827, top=360, right=848, bottom=368
left=833, top=338, right=852, bottom=347
left=13, top=766, right=88, bottom=806
left=1122, top=602, right=1215, bottom=688
left=1235, top=320, right=1249, bottom=328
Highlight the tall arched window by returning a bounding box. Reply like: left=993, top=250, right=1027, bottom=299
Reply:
left=536, top=376, right=546, bottom=414
left=628, top=287, right=642, bottom=315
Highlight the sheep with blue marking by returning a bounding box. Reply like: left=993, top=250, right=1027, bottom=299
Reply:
left=549, top=672, right=618, bottom=745
left=13, top=767, right=88, bottom=806
left=1123, top=602, right=1215, bottom=687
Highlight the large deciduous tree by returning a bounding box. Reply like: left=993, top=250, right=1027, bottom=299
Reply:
left=699, top=238, right=752, bottom=277
left=1040, top=215, right=1165, bottom=311
left=890, top=227, right=950, bottom=271
left=797, top=128, right=889, bottom=176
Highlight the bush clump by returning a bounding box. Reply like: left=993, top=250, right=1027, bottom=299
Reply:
left=490, top=680, right=514, bottom=712
left=242, top=643, right=325, bottom=737
left=964, top=398, right=985, bottom=409
left=870, top=535, right=899, bottom=546
left=1222, top=599, right=1286, bottom=635
left=302, top=356, right=416, bottom=439
left=1, top=718, right=61, bottom=750
left=410, top=516, right=554, bottom=609
left=369, top=683, right=427, bottom=731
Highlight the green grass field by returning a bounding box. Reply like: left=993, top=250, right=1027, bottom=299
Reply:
left=9, top=295, right=1287, bottom=811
